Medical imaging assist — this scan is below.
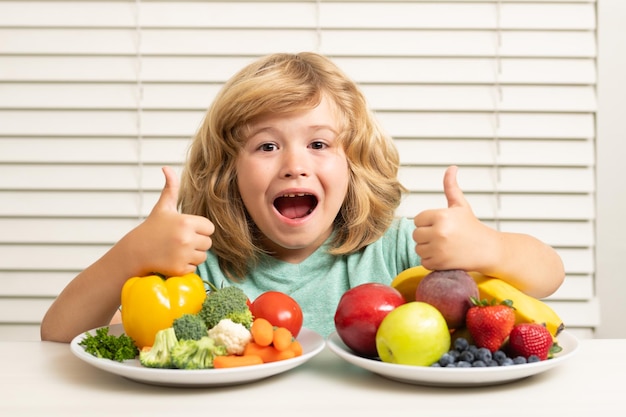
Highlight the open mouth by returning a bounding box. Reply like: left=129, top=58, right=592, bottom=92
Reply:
left=274, top=193, right=318, bottom=219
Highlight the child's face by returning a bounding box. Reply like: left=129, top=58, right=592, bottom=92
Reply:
left=236, top=95, right=350, bottom=263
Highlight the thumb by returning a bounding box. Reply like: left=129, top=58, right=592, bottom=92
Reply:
left=443, top=165, right=469, bottom=208
left=152, top=166, right=180, bottom=213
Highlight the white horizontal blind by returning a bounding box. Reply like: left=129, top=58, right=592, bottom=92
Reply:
left=0, top=0, right=598, bottom=340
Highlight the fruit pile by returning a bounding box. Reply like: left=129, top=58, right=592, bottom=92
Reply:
left=334, top=266, right=564, bottom=367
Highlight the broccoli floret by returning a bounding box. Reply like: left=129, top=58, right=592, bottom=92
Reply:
left=170, top=336, right=228, bottom=369
left=198, top=286, right=253, bottom=330
left=139, top=327, right=178, bottom=368
left=173, top=313, right=208, bottom=341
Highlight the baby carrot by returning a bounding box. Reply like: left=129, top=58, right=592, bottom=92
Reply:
left=244, top=341, right=295, bottom=363
left=272, top=326, right=293, bottom=351
left=250, top=317, right=274, bottom=347
left=213, top=354, right=263, bottom=369
left=275, top=349, right=296, bottom=361
left=288, top=340, right=303, bottom=357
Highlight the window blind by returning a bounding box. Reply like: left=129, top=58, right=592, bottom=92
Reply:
left=0, top=0, right=599, bottom=340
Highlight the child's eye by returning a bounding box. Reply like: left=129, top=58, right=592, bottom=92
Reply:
left=310, top=141, right=327, bottom=150
left=259, top=143, right=278, bottom=152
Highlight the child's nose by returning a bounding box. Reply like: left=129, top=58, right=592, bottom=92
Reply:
left=281, top=149, right=309, bottom=178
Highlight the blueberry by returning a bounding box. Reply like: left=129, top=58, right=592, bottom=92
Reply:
left=476, top=347, right=492, bottom=362
left=454, top=338, right=469, bottom=352
left=528, top=355, right=541, bottom=363
left=456, top=361, right=472, bottom=368
left=486, top=359, right=500, bottom=367
left=431, top=362, right=441, bottom=367
left=459, top=350, right=475, bottom=363
left=468, top=345, right=479, bottom=357
left=513, top=356, right=527, bottom=365
left=500, top=357, right=514, bottom=366
left=493, top=350, right=507, bottom=363
left=472, top=360, right=487, bottom=367
left=448, top=350, right=461, bottom=361
left=438, top=352, right=455, bottom=367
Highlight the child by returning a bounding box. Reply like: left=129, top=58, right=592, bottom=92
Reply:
left=40, top=52, right=564, bottom=341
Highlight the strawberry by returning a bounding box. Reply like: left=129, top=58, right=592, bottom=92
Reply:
left=507, top=323, right=560, bottom=361
left=465, top=298, right=516, bottom=353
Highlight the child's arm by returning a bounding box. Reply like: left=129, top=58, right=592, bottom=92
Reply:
left=413, top=166, right=565, bottom=299
left=40, top=167, right=214, bottom=342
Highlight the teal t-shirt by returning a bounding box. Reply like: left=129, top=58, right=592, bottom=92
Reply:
left=196, top=217, right=420, bottom=338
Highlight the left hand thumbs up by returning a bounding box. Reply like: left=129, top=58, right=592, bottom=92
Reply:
left=413, top=165, right=483, bottom=270
left=443, top=165, right=470, bottom=210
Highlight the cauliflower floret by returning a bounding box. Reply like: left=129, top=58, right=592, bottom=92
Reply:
left=208, top=318, right=252, bottom=355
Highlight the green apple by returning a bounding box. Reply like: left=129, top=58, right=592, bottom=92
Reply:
left=375, top=301, right=450, bottom=366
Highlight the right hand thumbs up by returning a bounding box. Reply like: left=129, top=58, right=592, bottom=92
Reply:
left=151, top=166, right=181, bottom=214
left=135, top=166, right=214, bottom=276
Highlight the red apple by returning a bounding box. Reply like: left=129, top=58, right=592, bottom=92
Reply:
left=334, top=283, right=406, bottom=358
left=414, top=269, right=478, bottom=329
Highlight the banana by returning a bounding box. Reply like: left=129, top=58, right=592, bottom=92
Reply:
left=390, top=267, right=565, bottom=337
left=390, top=265, right=431, bottom=302
left=471, top=273, right=564, bottom=337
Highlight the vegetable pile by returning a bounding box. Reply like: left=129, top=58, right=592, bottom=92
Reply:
left=80, top=275, right=304, bottom=370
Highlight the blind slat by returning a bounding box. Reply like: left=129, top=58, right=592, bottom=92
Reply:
left=399, top=167, right=594, bottom=193
left=0, top=84, right=597, bottom=112
left=0, top=138, right=189, bottom=164
left=0, top=219, right=594, bottom=247
left=0, top=271, right=595, bottom=301
left=0, top=219, right=141, bottom=244
left=0, top=2, right=596, bottom=30
left=381, top=113, right=594, bottom=139
left=397, top=140, right=594, bottom=166
left=336, top=57, right=596, bottom=84
left=398, top=194, right=594, bottom=220
left=0, top=245, right=593, bottom=274
left=320, top=3, right=595, bottom=29
left=1, top=56, right=596, bottom=84
left=0, top=191, right=595, bottom=221
left=0, top=111, right=595, bottom=139
left=1, top=165, right=594, bottom=192
left=0, top=138, right=595, bottom=166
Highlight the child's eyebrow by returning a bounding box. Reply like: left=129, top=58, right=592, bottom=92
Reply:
left=309, top=125, right=339, bottom=134
left=247, top=124, right=339, bottom=138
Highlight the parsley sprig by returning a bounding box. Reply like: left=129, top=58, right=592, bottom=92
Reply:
left=78, top=327, right=139, bottom=362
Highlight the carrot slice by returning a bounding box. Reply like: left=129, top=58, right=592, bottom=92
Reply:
left=213, top=354, right=263, bottom=369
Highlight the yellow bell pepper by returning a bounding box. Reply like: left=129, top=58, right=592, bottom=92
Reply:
left=120, top=272, right=206, bottom=349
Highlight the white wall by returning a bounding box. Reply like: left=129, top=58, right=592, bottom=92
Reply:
left=596, top=0, right=626, bottom=338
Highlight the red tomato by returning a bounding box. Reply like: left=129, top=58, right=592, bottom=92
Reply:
left=250, top=291, right=303, bottom=337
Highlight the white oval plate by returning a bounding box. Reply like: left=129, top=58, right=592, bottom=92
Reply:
left=71, top=323, right=325, bottom=387
left=327, top=330, right=578, bottom=387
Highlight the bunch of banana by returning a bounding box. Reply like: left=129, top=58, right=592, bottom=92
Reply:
left=390, top=266, right=564, bottom=337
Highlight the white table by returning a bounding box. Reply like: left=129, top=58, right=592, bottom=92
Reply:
left=1, top=338, right=624, bottom=416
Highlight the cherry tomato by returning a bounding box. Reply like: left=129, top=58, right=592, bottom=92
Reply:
left=250, top=291, right=303, bottom=337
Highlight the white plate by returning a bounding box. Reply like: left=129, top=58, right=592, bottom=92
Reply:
left=327, top=330, right=578, bottom=387
left=71, top=323, right=325, bottom=387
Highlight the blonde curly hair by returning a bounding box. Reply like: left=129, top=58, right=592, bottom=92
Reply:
left=179, top=52, right=406, bottom=280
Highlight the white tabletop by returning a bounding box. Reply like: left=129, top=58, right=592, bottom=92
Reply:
left=2, top=338, right=624, bottom=416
